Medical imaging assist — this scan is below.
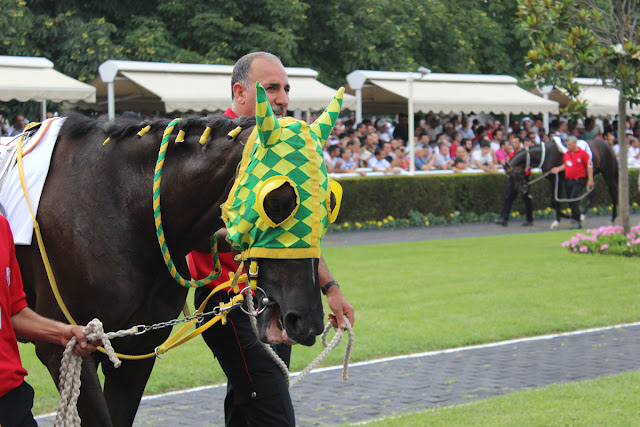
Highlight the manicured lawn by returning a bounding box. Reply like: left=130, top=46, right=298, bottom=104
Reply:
left=22, top=229, right=640, bottom=415
left=343, top=370, right=640, bottom=426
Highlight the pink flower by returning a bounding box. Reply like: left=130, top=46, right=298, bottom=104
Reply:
left=627, top=242, right=632, bottom=247
left=579, top=246, right=588, bottom=253
left=562, top=241, right=570, bottom=247
left=600, top=244, right=609, bottom=250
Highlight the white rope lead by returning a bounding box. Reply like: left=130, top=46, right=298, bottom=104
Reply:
left=245, top=291, right=354, bottom=388
left=55, top=319, right=138, bottom=427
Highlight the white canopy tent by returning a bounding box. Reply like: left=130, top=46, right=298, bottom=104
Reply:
left=533, top=77, right=640, bottom=118
left=346, top=70, right=560, bottom=123
left=346, top=70, right=559, bottom=173
left=0, top=55, right=96, bottom=120
left=84, top=60, right=355, bottom=119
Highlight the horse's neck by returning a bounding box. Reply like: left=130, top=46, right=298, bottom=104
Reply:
left=157, top=137, right=244, bottom=257
left=541, top=143, right=562, bottom=171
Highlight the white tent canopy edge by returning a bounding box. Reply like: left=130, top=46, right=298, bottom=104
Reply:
left=0, top=55, right=96, bottom=120
left=98, top=60, right=356, bottom=119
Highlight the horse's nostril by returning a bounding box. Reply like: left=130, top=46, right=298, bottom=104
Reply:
left=284, top=312, right=304, bottom=335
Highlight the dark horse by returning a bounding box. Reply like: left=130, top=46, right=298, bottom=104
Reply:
left=506, top=138, right=618, bottom=227
left=14, top=112, right=327, bottom=425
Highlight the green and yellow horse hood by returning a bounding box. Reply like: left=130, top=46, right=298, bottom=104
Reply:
left=222, top=82, right=344, bottom=260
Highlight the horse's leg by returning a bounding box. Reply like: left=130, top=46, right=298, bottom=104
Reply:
left=549, top=177, right=562, bottom=229
left=581, top=188, right=596, bottom=222
left=36, top=342, right=113, bottom=426
left=102, top=358, right=156, bottom=427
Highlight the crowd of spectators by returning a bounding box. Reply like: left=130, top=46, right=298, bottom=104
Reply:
left=321, top=112, right=640, bottom=176
left=4, top=110, right=640, bottom=170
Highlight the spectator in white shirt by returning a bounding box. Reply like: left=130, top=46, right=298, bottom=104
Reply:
left=324, top=145, right=342, bottom=172
left=368, top=147, right=397, bottom=173
left=433, top=142, right=454, bottom=170
left=471, top=140, right=498, bottom=172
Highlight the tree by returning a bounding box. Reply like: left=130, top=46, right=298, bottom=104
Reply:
left=518, top=0, right=640, bottom=232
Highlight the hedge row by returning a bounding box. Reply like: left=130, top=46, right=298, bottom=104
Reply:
left=334, top=170, right=639, bottom=223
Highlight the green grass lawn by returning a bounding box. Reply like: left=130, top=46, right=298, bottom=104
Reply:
left=343, top=370, right=640, bottom=426
left=22, top=229, right=640, bottom=415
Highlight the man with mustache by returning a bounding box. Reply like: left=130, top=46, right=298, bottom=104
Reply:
left=188, top=52, right=355, bottom=426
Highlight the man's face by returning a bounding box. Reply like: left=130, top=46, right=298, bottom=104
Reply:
left=567, top=140, right=578, bottom=152
left=504, top=141, right=513, bottom=153
left=15, top=115, right=25, bottom=128
left=440, top=144, right=448, bottom=155
left=391, top=139, right=402, bottom=150
left=455, top=146, right=467, bottom=158
left=382, top=142, right=391, bottom=154
left=234, top=57, right=290, bottom=117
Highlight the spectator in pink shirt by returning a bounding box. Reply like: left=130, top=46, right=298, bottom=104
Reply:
left=495, top=139, right=513, bottom=166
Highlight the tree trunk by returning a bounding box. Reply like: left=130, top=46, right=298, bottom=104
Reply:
left=618, top=94, right=630, bottom=233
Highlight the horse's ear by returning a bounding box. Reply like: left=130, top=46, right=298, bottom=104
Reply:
left=309, top=87, right=344, bottom=145
left=255, top=82, right=282, bottom=147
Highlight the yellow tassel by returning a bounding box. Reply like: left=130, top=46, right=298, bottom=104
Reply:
left=227, top=126, right=242, bottom=140
left=102, top=137, right=111, bottom=147
left=176, top=130, right=186, bottom=143
left=137, top=125, right=151, bottom=138
left=199, top=126, right=212, bottom=146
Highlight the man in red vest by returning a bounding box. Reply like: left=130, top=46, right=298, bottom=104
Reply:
left=551, top=136, right=594, bottom=229
left=188, top=52, right=354, bottom=426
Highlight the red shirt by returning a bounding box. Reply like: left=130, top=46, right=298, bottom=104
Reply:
left=563, top=148, right=591, bottom=180
left=449, top=142, right=458, bottom=159
left=187, top=108, right=242, bottom=290
left=0, top=216, right=29, bottom=397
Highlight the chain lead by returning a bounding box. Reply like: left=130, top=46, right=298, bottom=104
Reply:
left=133, top=302, right=243, bottom=335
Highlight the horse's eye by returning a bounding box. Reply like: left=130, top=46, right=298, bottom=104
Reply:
left=327, top=178, right=343, bottom=224
left=256, top=177, right=299, bottom=227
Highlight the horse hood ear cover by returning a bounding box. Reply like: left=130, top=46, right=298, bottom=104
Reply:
left=222, top=82, right=344, bottom=260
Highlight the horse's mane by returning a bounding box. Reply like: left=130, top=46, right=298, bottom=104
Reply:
left=59, top=112, right=255, bottom=143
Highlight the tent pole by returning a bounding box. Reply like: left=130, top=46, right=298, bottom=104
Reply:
left=107, top=81, right=115, bottom=120
left=41, top=101, right=46, bottom=121
left=408, top=73, right=415, bottom=175
left=355, top=88, right=362, bottom=125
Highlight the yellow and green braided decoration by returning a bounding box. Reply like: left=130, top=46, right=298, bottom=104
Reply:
left=222, top=82, right=344, bottom=260
left=153, top=118, right=221, bottom=288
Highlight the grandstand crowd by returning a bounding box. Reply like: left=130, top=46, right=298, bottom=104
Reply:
left=322, top=113, right=640, bottom=176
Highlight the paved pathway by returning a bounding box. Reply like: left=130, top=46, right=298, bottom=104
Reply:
left=37, top=323, right=640, bottom=426
left=36, top=216, right=640, bottom=426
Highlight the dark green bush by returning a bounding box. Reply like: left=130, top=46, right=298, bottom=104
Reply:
left=334, top=170, right=639, bottom=223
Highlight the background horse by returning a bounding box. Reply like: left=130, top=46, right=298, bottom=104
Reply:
left=15, top=112, right=327, bottom=426
left=506, top=139, right=618, bottom=227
